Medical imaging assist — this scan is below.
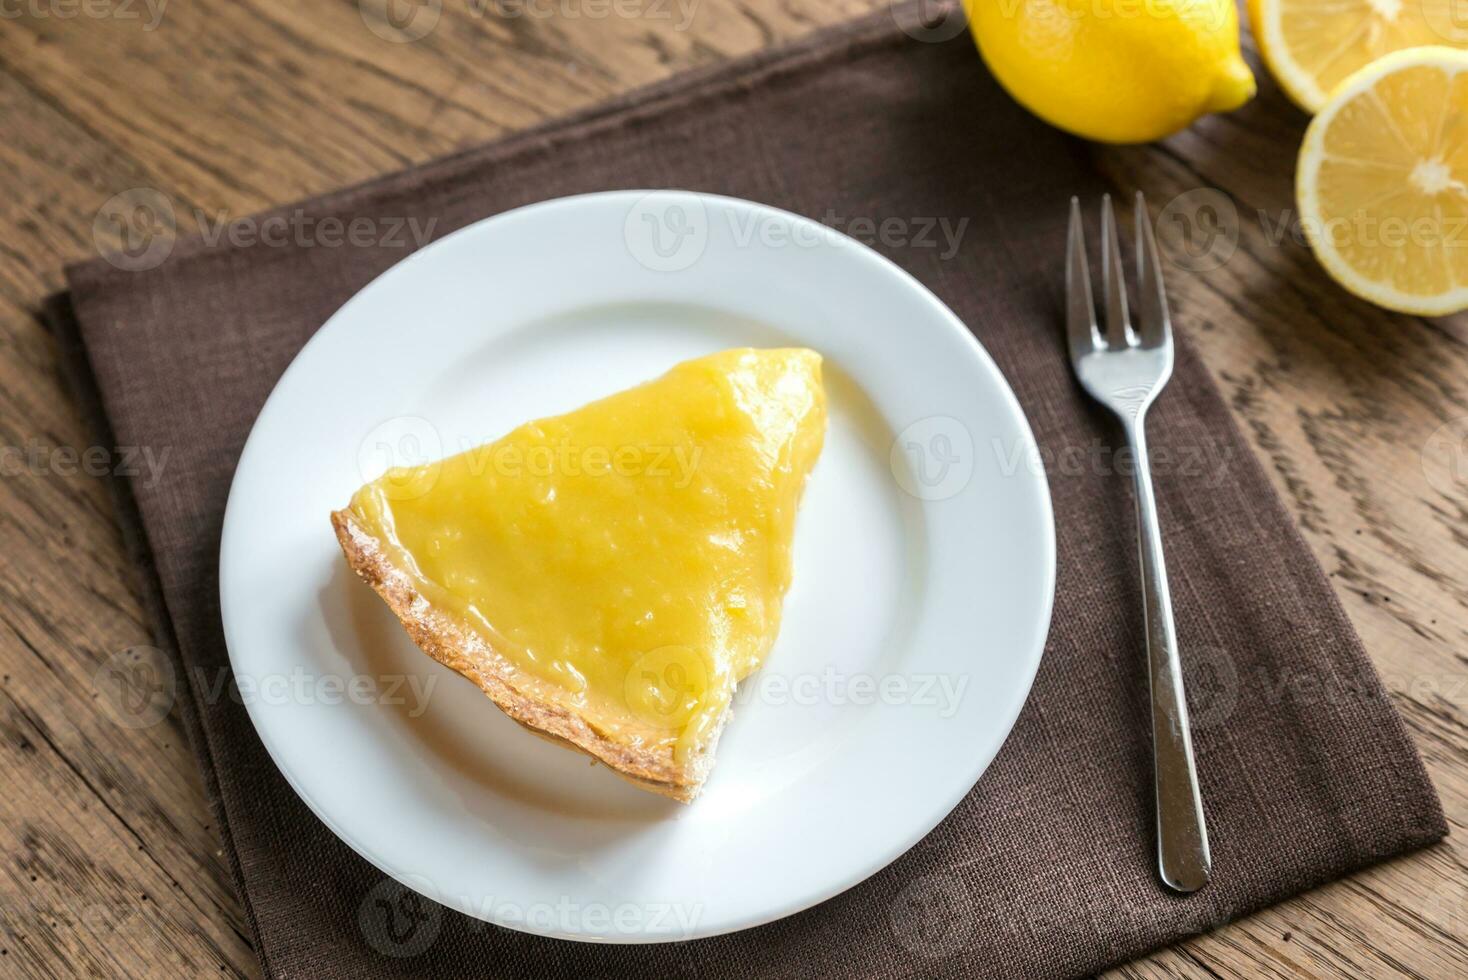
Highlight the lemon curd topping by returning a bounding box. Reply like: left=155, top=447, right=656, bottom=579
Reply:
left=349, top=348, right=827, bottom=757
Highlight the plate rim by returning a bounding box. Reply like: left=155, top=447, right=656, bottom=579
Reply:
left=218, top=189, right=1057, bottom=943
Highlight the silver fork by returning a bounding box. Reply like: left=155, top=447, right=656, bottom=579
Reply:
left=1066, top=193, right=1211, bottom=893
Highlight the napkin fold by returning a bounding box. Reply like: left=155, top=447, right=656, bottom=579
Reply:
left=51, top=7, right=1444, bottom=978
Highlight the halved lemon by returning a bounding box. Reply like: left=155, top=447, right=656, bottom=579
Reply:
left=1297, top=47, right=1468, bottom=316
left=1249, top=0, right=1467, bottom=112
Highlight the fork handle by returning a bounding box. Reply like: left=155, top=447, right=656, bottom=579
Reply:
left=1125, top=416, right=1211, bottom=893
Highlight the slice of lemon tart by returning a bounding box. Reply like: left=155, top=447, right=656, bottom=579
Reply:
left=331, top=348, right=827, bottom=801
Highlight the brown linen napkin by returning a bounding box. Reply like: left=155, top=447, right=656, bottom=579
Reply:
left=50, top=7, right=1444, bottom=978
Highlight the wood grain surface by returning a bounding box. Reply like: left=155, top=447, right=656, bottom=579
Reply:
left=0, top=2, right=1464, bottom=977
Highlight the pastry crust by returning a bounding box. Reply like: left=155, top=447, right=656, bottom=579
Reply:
left=331, top=509, right=720, bottom=802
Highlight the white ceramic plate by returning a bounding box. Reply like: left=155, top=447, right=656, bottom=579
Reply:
left=220, top=191, right=1054, bottom=943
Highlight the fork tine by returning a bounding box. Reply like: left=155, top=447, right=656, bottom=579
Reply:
left=1133, top=191, right=1171, bottom=347
left=1066, top=197, right=1099, bottom=359
left=1100, top=194, right=1133, bottom=348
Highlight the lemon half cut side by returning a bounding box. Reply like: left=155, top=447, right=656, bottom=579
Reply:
left=1297, top=46, right=1468, bottom=316
left=1250, top=0, right=1466, bottom=112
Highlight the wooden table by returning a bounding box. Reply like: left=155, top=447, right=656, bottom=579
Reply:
left=0, top=2, right=1463, bottom=976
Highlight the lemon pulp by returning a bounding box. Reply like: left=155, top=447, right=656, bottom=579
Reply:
left=1250, top=0, right=1463, bottom=112
left=349, top=348, right=827, bottom=755
left=1297, top=48, right=1468, bottom=315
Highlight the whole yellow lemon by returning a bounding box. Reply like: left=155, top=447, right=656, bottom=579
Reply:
left=964, top=0, right=1256, bottom=143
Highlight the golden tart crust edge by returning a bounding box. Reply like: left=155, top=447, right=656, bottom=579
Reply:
left=330, top=508, right=722, bottom=803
